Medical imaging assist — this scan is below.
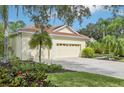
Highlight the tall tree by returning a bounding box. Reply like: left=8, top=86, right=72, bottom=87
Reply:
left=0, top=6, right=9, bottom=63
left=96, top=18, right=110, bottom=38
left=0, top=23, right=4, bottom=57
left=108, top=17, right=124, bottom=37
left=87, top=23, right=96, bottom=37
left=9, top=20, right=25, bottom=32
left=78, top=23, right=96, bottom=38
left=0, top=5, right=25, bottom=63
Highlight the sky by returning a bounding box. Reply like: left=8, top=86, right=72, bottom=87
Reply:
left=8, top=6, right=123, bottom=31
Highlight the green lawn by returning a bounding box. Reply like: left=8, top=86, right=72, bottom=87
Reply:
left=47, top=71, right=124, bottom=87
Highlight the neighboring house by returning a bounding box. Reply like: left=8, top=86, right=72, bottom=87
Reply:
left=10, top=25, right=89, bottom=62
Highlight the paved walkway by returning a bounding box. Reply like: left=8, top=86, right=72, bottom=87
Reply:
left=48, top=58, right=124, bottom=79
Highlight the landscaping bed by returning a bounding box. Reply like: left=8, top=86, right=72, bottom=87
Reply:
left=0, top=60, right=64, bottom=87
left=82, top=36, right=124, bottom=63
left=94, top=54, right=124, bottom=62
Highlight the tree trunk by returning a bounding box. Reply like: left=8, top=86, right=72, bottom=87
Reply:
left=103, top=31, right=105, bottom=38
left=39, top=41, right=42, bottom=63
left=3, top=26, right=8, bottom=63
left=2, top=6, right=9, bottom=63
left=38, top=24, right=44, bottom=63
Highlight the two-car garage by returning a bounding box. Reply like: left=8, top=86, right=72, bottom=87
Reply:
left=50, top=36, right=87, bottom=59
left=55, top=43, right=81, bottom=58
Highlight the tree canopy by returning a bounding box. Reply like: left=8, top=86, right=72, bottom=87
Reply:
left=78, top=16, right=124, bottom=40
left=9, top=20, right=26, bottom=32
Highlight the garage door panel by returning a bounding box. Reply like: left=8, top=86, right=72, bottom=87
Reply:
left=55, top=43, right=81, bottom=58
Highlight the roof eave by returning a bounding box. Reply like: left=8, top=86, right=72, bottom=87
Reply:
left=50, top=34, right=89, bottom=40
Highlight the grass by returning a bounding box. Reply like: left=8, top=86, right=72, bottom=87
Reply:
left=47, top=71, right=124, bottom=87
left=119, top=58, right=124, bottom=62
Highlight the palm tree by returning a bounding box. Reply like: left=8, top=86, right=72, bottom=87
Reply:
left=114, top=38, right=124, bottom=56
left=9, top=20, right=25, bottom=32
left=29, top=30, right=52, bottom=63
left=102, top=35, right=116, bottom=54
left=97, top=18, right=110, bottom=38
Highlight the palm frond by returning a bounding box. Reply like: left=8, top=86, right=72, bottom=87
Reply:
left=29, top=31, right=52, bottom=49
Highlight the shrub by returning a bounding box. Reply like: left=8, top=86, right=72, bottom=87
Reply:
left=34, top=63, right=49, bottom=72
left=48, top=64, right=63, bottom=73
left=10, top=71, right=53, bottom=87
left=0, top=67, right=11, bottom=86
left=10, top=60, right=64, bottom=73
left=82, top=47, right=95, bottom=58
left=0, top=64, right=54, bottom=87
left=87, top=41, right=103, bottom=54
left=0, top=59, right=64, bottom=86
left=9, top=56, right=20, bottom=62
left=11, top=62, right=35, bottom=74
left=34, top=63, right=63, bottom=73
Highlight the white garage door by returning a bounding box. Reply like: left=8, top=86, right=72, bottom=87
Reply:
left=55, top=43, right=81, bottom=58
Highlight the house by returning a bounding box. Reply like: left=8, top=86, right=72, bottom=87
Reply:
left=10, top=25, right=89, bottom=62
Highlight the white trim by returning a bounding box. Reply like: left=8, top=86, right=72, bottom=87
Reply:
left=68, top=26, right=80, bottom=35
left=10, top=30, right=89, bottom=40
left=18, top=31, right=35, bottom=34
left=10, top=31, right=35, bottom=36
left=53, top=25, right=80, bottom=35
left=50, top=34, right=88, bottom=40
left=53, top=25, right=67, bottom=32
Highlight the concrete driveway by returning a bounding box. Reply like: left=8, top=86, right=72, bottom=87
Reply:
left=50, top=58, right=124, bottom=79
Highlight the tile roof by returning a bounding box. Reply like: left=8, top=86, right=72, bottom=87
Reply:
left=17, top=25, right=89, bottom=40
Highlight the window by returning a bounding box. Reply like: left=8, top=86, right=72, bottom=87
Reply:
left=56, top=43, right=81, bottom=47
